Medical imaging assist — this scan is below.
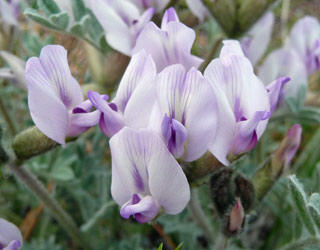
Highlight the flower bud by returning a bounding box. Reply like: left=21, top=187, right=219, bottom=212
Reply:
left=273, top=124, right=302, bottom=168
left=253, top=124, right=302, bottom=200
left=225, top=198, right=245, bottom=236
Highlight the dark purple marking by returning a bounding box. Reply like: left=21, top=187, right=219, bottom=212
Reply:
left=132, top=164, right=144, bottom=191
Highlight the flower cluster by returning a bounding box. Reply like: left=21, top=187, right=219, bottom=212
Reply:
left=25, top=8, right=286, bottom=223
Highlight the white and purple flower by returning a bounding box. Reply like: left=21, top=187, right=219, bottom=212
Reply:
left=25, top=45, right=98, bottom=145
left=148, top=65, right=218, bottom=162
left=0, top=0, right=19, bottom=27
left=89, top=0, right=154, bottom=56
left=258, top=48, right=308, bottom=101
left=87, top=50, right=157, bottom=137
left=287, top=16, right=320, bottom=75
left=281, top=124, right=302, bottom=167
left=0, top=218, right=22, bottom=250
left=204, top=40, right=286, bottom=165
left=240, top=12, right=275, bottom=66
left=110, top=128, right=190, bottom=223
left=132, top=8, right=204, bottom=72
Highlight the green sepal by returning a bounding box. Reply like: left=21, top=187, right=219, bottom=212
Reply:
left=24, top=8, right=58, bottom=30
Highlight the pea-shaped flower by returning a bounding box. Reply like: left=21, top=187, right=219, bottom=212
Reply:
left=87, top=50, right=157, bottom=137
left=110, top=128, right=190, bottom=223
left=0, top=218, right=23, bottom=250
left=258, top=48, right=308, bottom=101
left=133, top=7, right=204, bottom=72
left=148, top=65, right=218, bottom=162
left=240, top=12, right=275, bottom=66
left=89, top=0, right=154, bottom=56
left=288, top=16, right=320, bottom=75
left=0, top=0, right=19, bottom=26
left=25, top=45, right=98, bottom=145
left=204, top=40, right=285, bottom=165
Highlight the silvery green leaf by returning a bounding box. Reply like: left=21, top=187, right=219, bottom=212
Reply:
left=308, top=193, right=320, bottom=230
left=50, top=165, right=75, bottom=182
left=24, top=8, right=57, bottom=29
left=37, top=0, right=60, bottom=15
left=86, top=10, right=104, bottom=43
left=71, top=0, right=87, bottom=22
left=279, top=237, right=320, bottom=250
left=296, top=84, right=307, bottom=110
left=294, top=215, right=302, bottom=240
left=70, top=15, right=90, bottom=36
left=49, top=12, right=69, bottom=30
left=288, top=175, right=316, bottom=236
left=286, top=96, right=298, bottom=113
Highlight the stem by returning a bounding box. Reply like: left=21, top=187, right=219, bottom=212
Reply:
left=199, top=37, right=223, bottom=73
left=238, top=0, right=278, bottom=33
left=188, top=188, right=215, bottom=246
left=0, top=96, right=16, bottom=136
left=202, top=0, right=236, bottom=37
left=214, top=234, right=227, bottom=250
left=165, top=0, right=180, bottom=9
left=8, top=161, right=92, bottom=250
left=281, top=0, right=290, bottom=43
left=152, top=222, right=177, bottom=250
left=79, top=35, right=105, bottom=54
left=80, top=201, right=115, bottom=232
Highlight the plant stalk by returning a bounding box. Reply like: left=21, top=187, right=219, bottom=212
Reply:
left=199, top=37, right=223, bottom=73
left=8, top=161, right=92, bottom=250
left=188, top=188, right=215, bottom=246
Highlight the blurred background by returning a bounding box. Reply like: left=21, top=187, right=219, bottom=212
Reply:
left=0, top=0, right=320, bottom=249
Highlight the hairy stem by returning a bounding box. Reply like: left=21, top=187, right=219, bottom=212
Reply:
left=199, top=37, right=223, bottom=73
left=81, top=201, right=115, bottom=232
left=8, top=161, right=92, bottom=250
left=188, top=188, right=215, bottom=245
left=152, top=222, right=177, bottom=250
left=281, top=0, right=291, bottom=42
